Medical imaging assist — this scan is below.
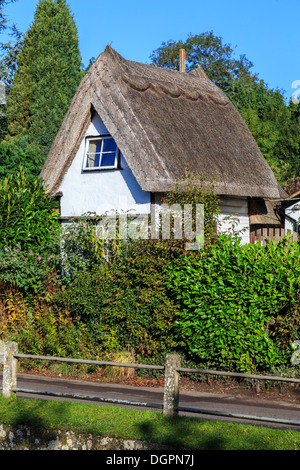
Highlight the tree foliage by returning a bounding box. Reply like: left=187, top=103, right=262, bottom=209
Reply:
left=0, top=0, right=23, bottom=140
left=0, top=22, right=23, bottom=89
left=283, top=175, right=300, bottom=195
left=150, top=31, right=257, bottom=89
left=226, top=77, right=300, bottom=184
left=5, top=0, right=83, bottom=157
left=0, top=137, right=45, bottom=181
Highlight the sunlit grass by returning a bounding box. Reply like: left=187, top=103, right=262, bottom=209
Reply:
left=0, top=395, right=300, bottom=450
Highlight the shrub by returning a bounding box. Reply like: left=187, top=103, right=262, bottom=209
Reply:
left=166, top=234, right=300, bottom=372
left=0, top=289, right=29, bottom=338
left=2, top=291, right=98, bottom=367
left=59, top=212, right=123, bottom=282
left=0, top=245, right=59, bottom=295
left=55, top=241, right=180, bottom=361
left=0, top=168, right=59, bottom=249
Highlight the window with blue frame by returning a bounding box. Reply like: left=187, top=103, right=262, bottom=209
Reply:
left=83, top=135, right=119, bottom=170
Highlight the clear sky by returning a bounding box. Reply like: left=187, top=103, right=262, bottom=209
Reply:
left=2, top=0, right=300, bottom=101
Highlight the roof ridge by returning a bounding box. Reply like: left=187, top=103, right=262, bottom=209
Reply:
left=99, top=46, right=229, bottom=105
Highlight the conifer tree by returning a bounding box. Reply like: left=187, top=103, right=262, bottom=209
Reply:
left=5, top=0, right=83, bottom=158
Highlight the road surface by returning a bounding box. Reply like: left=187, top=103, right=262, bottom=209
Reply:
left=1, top=373, right=300, bottom=431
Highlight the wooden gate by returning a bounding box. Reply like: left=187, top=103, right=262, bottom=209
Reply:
left=250, top=226, right=298, bottom=245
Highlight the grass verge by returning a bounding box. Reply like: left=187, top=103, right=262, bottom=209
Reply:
left=0, top=395, right=300, bottom=450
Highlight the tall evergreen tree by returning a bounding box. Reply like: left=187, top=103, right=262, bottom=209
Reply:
left=5, top=0, right=83, bottom=158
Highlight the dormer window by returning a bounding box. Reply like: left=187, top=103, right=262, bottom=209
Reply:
left=83, top=135, right=119, bottom=170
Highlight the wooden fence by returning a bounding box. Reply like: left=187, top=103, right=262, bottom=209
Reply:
left=250, top=227, right=298, bottom=246
left=1, top=341, right=300, bottom=427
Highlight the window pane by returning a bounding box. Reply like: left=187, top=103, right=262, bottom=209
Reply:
left=89, top=140, right=102, bottom=153
left=87, top=152, right=101, bottom=167
left=86, top=140, right=101, bottom=167
left=101, top=153, right=116, bottom=167
left=102, top=138, right=117, bottom=152
left=94, top=153, right=101, bottom=167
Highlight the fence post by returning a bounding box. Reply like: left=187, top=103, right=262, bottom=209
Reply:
left=0, top=341, right=18, bottom=398
left=163, top=353, right=181, bottom=417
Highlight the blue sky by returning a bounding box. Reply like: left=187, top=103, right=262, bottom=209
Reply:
left=2, top=0, right=300, bottom=101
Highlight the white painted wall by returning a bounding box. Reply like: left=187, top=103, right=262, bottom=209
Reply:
left=58, top=113, right=151, bottom=218
left=218, top=197, right=250, bottom=244
left=284, top=202, right=300, bottom=232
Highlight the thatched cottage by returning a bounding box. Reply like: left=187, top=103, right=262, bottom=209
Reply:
left=40, top=46, right=285, bottom=245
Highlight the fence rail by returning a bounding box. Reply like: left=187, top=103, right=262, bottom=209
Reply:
left=13, top=353, right=165, bottom=370
left=1, top=341, right=300, bottom=427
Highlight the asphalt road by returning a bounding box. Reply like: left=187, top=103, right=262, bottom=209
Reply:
left=2, top=373, right=300, bottom=431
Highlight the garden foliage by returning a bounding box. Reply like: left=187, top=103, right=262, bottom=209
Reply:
left=0, top=245, right=57, bottom=294
left=54, top=241, right=179, bottom=361
left=166, top=233, right=300, bottom=372
left=0, top=288, right=97, bottom=368
left=0, top=169, right=300, bottom=377
left=54, top=173, right=221, bottom=361
left=0, top=168, right=59, bottom=250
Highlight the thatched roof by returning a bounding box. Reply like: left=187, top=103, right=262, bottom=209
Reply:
left=40, top=46, right=282, bottom=199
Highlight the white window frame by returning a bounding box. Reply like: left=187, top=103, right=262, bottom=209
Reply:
left=83, top=135, right=119, bottom=171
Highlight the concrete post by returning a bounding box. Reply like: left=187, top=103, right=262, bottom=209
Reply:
left=0, top=341, right=18, bottom=398
left=163, top=353, right=181, bottom=417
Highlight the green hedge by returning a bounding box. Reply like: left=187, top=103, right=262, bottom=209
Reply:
left=54, top=241, right=180, bottom=360
left=0, top=168, right=59, bottom=250
left=166, top=234, right=300, bottom=372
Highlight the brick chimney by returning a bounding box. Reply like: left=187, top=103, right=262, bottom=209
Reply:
left=179, top=49, right=186, bottom=73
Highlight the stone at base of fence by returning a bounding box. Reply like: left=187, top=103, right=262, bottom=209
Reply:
left=0, top=424, right=176, bottom=450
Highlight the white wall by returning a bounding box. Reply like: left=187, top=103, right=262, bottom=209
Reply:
left=285, top=202, right=300, bottom=232
left=58, top=113, right=151, bottom=218
left=218, top=197, right=250, bottom=244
